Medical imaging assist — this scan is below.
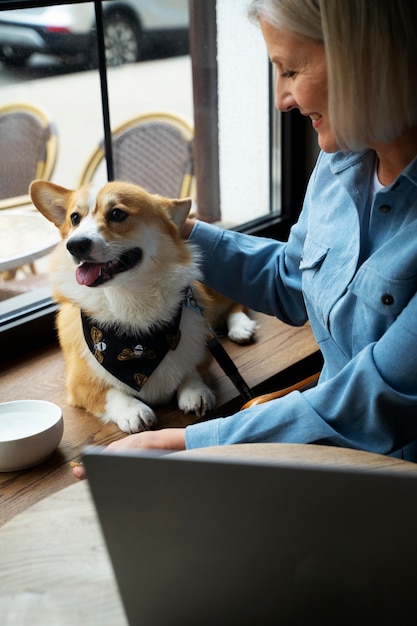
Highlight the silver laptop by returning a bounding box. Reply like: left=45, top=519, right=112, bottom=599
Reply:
left=83, top=447, right=417, bottom=626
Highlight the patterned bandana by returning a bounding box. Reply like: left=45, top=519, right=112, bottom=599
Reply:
left=81, top=302, right=183, bottom=392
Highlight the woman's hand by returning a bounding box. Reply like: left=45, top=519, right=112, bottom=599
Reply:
left=72, top=428, right=186, bottom=480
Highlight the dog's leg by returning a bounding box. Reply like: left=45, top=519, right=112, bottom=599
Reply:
left=67, top=363, right=157, bottom=434
left=177, top=372, right=216, bottom=417
left=226, top=305, right=259, bottom=344
left=102, top=389, right=157, bottom=434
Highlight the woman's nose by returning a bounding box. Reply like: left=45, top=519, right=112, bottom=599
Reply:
left=275, top=76, right=297, bottom=112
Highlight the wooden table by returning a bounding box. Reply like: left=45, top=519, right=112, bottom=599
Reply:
left=0, top=312, right=321, bottom=526
left=1, top=443, right=416, bottom=626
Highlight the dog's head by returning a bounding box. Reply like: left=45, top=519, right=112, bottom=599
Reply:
left=29, top=180, right=192, bottom=288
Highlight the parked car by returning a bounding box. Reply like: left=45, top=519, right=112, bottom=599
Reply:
left=0, top=1, right=189, bottom=67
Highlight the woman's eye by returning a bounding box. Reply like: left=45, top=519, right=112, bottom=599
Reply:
left=108, top=208, right=128, bottom=222
left=281, top=70, right=296, bottom=79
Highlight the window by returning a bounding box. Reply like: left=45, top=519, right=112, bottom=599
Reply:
left=190, top=1, right=314, bottom=235
left=0, top=0, right=312, bottom=361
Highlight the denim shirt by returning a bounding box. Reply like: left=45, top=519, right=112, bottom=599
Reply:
left=185, top=150, right=417, bottom=461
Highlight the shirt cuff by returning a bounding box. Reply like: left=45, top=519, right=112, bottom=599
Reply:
left=185, top=418, right=221, bottom=448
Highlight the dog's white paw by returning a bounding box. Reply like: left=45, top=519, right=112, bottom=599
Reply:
left=177, top=378, right=216, bottom=417
left=103, top=389, right=157, bottom=433
left=227, top=311, right=258, bottom=344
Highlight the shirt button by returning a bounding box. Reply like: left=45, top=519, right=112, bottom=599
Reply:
left=379, top=205, right=391, bottom=213
left=381, top=293, right=394, bottom=305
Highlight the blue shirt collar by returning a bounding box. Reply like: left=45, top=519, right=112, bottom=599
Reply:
left=329, top=150, right=370, bottom=174
left=329, top=149, right=417, bottom=188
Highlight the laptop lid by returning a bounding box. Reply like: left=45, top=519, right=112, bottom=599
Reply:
left=83, top=447, right=417, bottom=626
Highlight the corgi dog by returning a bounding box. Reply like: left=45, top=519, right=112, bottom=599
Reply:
left=29, top=180, right=257, bottom=433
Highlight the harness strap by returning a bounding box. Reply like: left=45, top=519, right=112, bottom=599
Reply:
left=185, top=287, right=255, bottom=403
left=206, top=329, right=255, bottom=403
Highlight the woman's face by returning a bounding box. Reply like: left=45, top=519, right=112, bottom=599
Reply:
left=261, top=20, right=338, bottom=153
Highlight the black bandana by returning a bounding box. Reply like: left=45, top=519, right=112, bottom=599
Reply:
left=81, top=303, right=183, bottom=392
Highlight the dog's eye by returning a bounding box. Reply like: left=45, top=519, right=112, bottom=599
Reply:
left=108, top=208, right=128, bottom=222
left=70, top=212, right=81, bottom=226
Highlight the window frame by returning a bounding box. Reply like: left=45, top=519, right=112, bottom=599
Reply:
left=0, top=0, right=312, bottom=363
left=0, top=0, right=91, bottom=8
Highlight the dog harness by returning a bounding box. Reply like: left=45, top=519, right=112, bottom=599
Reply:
left=81, top=292, right=193, bottom=392
left=81, top=287, right=255, bottom=402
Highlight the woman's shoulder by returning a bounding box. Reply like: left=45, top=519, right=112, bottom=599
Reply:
left=304, top=149, right=375, bottom=212
left=307, top=150, right=374, bottom=193
left=315, top=149, right=372, bottom=174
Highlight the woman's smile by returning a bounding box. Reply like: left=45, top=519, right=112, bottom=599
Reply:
left=261, top=20, right=338, bottom=153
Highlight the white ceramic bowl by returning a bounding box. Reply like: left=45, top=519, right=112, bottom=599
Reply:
left=0, top=400, right=63, bottom=472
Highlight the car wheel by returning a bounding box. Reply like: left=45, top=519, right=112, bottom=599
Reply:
left=103, top=12, right=142, bottom=67
left=0, top=45, right=32, bottom=67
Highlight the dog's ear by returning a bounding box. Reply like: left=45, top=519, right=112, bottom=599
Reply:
left=29, top=180, right=73, bottom=228
left=166, top=198, right=192, bottom=228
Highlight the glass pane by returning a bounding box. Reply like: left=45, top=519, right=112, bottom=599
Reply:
left=0, top=0, right=191, bottom=311
left=270, top=68, right=282, bottom=216
left=216, top=0, right=276, bottom=228
left=0, top=0, right=283, bottom=342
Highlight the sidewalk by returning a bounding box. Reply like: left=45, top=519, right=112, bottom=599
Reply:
left=0, top=56, right=193, bottom=189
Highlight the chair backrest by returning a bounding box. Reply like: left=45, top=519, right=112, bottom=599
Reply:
left=0, top=102, right=58, bottom=209
left=77, top=111, right=194, bottom=199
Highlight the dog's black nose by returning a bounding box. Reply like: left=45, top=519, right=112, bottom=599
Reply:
left=67, top=237, right=92, bottom=259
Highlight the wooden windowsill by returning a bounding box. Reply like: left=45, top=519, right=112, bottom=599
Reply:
left=0, top=312, right=320, bottom=526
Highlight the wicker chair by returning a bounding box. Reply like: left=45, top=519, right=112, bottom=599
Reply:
left=0, top=102, right=58, bottom=210
left=77, top=111, right=194, bottom=199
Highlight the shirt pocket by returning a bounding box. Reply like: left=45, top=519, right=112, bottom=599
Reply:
left=349, top=265, right=416, bottom=317
left=299, top=236, right=332, bottom=340
left=299, top=236, right=331, bottom=311
left=299, top=236, right=330, bottom=272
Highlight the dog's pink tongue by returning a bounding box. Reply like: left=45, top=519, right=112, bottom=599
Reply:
left=75, top=263, right=102, bottom=286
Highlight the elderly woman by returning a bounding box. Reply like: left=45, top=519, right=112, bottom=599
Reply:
left=74, top=0, right=417, bottom=478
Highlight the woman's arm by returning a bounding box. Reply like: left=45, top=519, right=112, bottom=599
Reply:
left=188, top=219, right=308, bottom=326
left=185, top=292, right=417, bottom=458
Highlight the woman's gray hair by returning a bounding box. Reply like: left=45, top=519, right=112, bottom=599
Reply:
left=248, top=0, right=322, bottom=40
left=248, top=0, right=417, bottom=151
